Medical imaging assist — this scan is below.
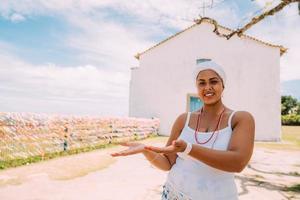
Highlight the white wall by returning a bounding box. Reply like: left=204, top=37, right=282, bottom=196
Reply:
left=129, top=22, right=281, bottom=141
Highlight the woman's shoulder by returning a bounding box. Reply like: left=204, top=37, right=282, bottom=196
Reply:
left=175, top=112, right=189, bottom=125
left=170, top=112, right=189, bottom=135
left=231, top=110, right=255, bottom=128
left=232, top=110, right=254, bottom=119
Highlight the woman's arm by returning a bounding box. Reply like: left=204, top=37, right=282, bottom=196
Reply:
left=145, top=111, right=255, bottom=173
left=143, top=113, right=187, bottom=171
left=142, top=150, right=170, bottom=171
left=110, top=113, right=187, bottom=171
left=188, top=111, right=255, bottom=172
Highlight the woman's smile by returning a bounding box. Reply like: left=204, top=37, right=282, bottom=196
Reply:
left=204, top=92, right=215, bottom=97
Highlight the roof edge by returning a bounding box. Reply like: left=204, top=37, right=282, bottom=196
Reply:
left=135, top=18, right=287, bottom=59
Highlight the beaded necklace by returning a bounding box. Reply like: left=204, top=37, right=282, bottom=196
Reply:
left=194, top=106, right=226, bottom=146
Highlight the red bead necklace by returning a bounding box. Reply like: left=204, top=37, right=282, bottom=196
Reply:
left=194, top=106, right=226, bottom=145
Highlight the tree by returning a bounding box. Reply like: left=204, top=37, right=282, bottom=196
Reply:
left=281, top=95, right=298, bottom=115
left=195, top=0, right=300, bottom=41
left=296, top=102, right=300, bottom=114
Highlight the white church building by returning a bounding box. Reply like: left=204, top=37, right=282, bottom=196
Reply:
left=129, top=18, right=286, bottom=141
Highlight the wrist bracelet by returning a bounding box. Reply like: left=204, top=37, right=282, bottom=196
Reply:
left=183, top=142, right=192, bottom=155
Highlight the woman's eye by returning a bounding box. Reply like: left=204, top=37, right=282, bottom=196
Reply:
left=211, top=81, right=219, bottom=84
left=198, top=82, right=205, bottom=86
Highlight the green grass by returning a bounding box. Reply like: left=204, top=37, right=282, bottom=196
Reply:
left=0, top=143, right=118, bottom=170
left=284, top=184, right=300, bottom=192
left=0, top=133, right=160, bottom=170
left=282, top=126, right=300, bottom=146
left=255, top=126, right=300, bottom=150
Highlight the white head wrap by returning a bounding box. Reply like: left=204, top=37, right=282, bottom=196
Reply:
left=193, top=59, right=226, bottom=86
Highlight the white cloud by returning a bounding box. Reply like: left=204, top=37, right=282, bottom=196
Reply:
left=0, top=51, right=130, bottom=116
left=65, top=14, right=154, bottom=71
left=0, top=0, right=240, bottom=57
left=62, top=0, right=239, bottom=71
left=9, top=13, right=25, bottom=22
left=246, top=3, right=300, bottom=81
left=253, top=0, right=282, bottom=8
left=0, top=0, right=235, bottom=28
left=0, top=0, right=298, bottom=116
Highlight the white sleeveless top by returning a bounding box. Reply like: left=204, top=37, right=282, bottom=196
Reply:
left=163, top=111, right=238, bottom=200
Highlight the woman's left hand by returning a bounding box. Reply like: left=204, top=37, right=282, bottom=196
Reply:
left=144, top=139, right=187, bottom=154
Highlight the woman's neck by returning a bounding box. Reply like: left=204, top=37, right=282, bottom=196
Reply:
left=202, top=100, right=225, bottom=116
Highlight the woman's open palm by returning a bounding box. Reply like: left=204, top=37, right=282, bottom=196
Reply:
left=144, top=139, right=187, bottom=154
left=110, top=142, right=145, bottom=157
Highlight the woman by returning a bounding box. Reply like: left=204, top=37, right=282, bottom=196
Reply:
left=111, top=59, right=255, bottom=200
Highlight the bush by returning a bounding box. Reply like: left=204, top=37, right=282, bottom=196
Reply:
left=282, top=114, right=300, bottom=125
left=281, top=95, right=298, bottom=115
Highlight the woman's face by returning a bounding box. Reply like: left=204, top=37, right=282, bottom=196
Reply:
left=196, top=69, right=224, bottom=105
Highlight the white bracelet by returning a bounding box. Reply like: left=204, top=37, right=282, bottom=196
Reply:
left=183, top=142, right=192, bottom=155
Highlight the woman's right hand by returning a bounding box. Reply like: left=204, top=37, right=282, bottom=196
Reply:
left=110, top=142, right=146, bottom=157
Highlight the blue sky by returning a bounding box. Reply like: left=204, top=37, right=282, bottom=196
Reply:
left=0, top=0, right=299, bottom=116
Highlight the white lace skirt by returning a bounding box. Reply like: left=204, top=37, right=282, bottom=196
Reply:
left=161, top=181, right=192, bottom=200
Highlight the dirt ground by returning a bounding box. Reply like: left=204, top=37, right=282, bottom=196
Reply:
left=0, top=137, right=299, bottom=200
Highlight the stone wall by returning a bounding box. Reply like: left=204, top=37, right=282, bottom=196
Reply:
left=0, top=112, right=159, bottom=161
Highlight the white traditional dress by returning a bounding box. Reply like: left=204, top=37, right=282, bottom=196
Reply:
left=161, top=111, right=238, bottom=200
